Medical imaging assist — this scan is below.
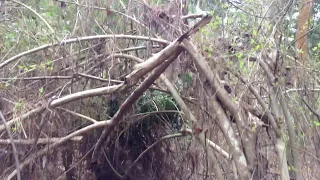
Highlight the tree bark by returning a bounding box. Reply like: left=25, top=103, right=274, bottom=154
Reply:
left=295, top=0, right=313, bottom=63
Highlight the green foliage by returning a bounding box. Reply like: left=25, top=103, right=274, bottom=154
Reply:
left=39, top=87, right=44, bottom=93
left=18, top=63, right=37, bottom=72
left=312, top=120, right=320, bottom=127
left=40, top=59, right=53, bottom=70
left=310, top=3, right=320, bottom=52
left=135, top=90, right=180, bottom=130
left=184, top=72, right=193, bottom=86
left=311, top=42, right=320, bottom=61
left=15, top=100, right=24, bottom=112
left=136, top=90, right=177, bottom=113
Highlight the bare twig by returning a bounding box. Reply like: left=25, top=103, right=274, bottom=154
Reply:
left=58, top=107, right=98, bottom=124
left=102, top=149, right=123, bottom=179
left=6, top=120, right=110, bottom=179
left=0, top=111, right=21, bottom=180
left=301, top=98, right=320, bottom=121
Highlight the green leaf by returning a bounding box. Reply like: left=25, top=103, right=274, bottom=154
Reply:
left=313, top=120, right=320, bottom=127
left=39, top=87, right=44, bottom=93
left=236, top=52, right=244, bottom=59
left=46, top=11, right=53, bottom=17
left=299, top=132, right=305, bottom=138
left=252, top=29, right=258, bottom=36
left=250, top=39, right=255, bottom=44
left=184, top=72, right=193, bottom=86
left=232, top=97, right=236, bottom=103
left=312, top=47, right=318, bottom=51
left=227, top=17, right=232, bottom=25
left=239, top=60, right=244, bottom=69
left=254, top=44, right=261, bottom=51
left=15, top=101, right=24, bottom=112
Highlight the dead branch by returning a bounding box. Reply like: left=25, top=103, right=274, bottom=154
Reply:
left=301, top=98, right=320, bottom=121
left=58, top=108, right=98, bottom=123
left=0, top=35, right=169, bottom=69
left=0, top=136, right=83, bottom=145
left=50, top=84, right=124, bottom=107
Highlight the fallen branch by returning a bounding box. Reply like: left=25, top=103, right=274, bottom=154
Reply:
left=0, top=136, right=83, bottom=145
left=50, top=84, right=124, bottom=107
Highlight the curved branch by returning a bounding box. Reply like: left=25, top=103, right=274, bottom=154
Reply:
left=58, top=107, right=98, bottom=124
left=0, top=35, right=169, bottom=69
left=183, top=129, right=230, bottom=159
left=123, top=132, right=186, bottom=178
left=50, top=84, right=124, bottom=107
